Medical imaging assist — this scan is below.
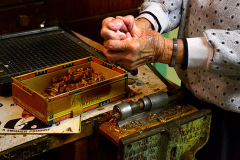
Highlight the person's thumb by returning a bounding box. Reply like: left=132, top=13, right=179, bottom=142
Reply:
left=117, top=15, right=142, bottom=38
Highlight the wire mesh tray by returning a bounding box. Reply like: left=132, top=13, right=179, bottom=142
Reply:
left=0, top=26, right=105, bottom=96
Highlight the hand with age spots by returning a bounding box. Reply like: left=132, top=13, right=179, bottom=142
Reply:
left=101, top=15, right=184, bottom=71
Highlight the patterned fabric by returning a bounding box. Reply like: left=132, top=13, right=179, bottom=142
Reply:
left=140, top=0, right=240, bottom=113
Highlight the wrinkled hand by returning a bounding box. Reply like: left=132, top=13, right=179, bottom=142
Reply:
left=101, top=15, right=171, bottom=71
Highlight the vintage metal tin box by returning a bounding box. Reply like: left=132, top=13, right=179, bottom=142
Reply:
left=12, top=57, right=127, bottom=125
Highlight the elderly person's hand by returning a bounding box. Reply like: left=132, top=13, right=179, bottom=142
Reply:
left=101, top=15, right=184, bottom=71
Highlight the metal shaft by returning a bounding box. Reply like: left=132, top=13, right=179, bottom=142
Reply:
left=113, top=63, right=184, bottom=120
left=113, top=90, right=182, bottom=120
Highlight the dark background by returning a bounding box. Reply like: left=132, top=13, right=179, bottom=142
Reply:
left=0, top=0, right=143, bottom=44
left=0, top=1, right=143, bottom=159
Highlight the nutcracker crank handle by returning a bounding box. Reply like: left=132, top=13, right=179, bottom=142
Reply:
left=129, top=69, right=138, bottom=76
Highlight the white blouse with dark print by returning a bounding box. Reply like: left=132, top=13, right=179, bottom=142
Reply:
left=137, top=0, right=240, bottom=113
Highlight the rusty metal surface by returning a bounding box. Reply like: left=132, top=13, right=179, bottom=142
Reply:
left=99, top=105, right=198, bottom=145
left=120, top=108, right=211, bottom=160
left=98, top=107, right=211, bottom=160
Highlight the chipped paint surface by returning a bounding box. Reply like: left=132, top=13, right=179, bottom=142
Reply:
left=0, top=134, right=44, bottom=152
left=0, top=96, right=80, bottom=152
left=0, top=96, right=81, bottom=133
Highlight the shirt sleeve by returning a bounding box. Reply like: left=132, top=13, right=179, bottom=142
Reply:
left=136, top=0, right=182, bottom=33
left=185, top=37, right=212, bottom=69
left=181, top=30, right=240, bottom=76
left=203, top=29, right=240, bottom=75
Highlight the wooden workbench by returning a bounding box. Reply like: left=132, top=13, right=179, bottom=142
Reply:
left=0, top=32, right=168, bottom=160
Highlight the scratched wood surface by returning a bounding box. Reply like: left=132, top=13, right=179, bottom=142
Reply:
left=0, top=65, right=168, bottom=159
left=0, top=33, right=168, bottom=159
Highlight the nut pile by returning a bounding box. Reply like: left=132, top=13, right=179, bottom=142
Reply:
left=42, top=66, right=105, bottom=98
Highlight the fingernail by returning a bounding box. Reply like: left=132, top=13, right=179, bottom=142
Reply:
left=120, top=34, right=126, bottom=39
left=111, top=24, right=116, bottom=28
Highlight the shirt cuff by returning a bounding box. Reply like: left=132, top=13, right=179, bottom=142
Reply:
left=186, top=37, right=212, bottom=69
left=136, top=3, right=169, bottom=33
left=136, top=14, right=159, bottom=31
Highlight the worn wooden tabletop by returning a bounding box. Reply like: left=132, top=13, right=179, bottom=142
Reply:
left=0, top=32, right=168, bottom=160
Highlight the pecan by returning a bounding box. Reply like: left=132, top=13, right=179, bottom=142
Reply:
left=59, top=84, right=67, bottom=93
left=42, top=92, right=51, bottom=98
left=52, top=76, right=58, bottom=83
left=52, top=83, right=60, bottom=90
left=60, top=75, right=71, bottom=84
left=84, top=68, right=92, bottom=78
left=46, top=86, right=58, bottom=95
left=42, top=66, right=106, bottom=97
left=71, top=73, right=84, bottom=82
left=59, top=81, right=65, bottom=87
left=68, top=68, right=76, bottom=75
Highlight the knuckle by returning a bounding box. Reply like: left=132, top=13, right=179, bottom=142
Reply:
left=100, top=29, right=105, bottom=37
left=101, top=28, right=109, bottom=40
left=103, top=51, right=112, bottom=61
left=103, top=41, right=107, bottom=47
left=102, top=17, right=114, bottom=25
left=128, top=44, right=135, bottom=51
left=106, top=41, right=115, bottom=49
left=128, top=43, right=139, bottom=52
left=125, top=15, right=135, bottom=21
left=104, top=40, right=115, bottom=49
left=122, top=41, right=128, bottom=51
left=116, top=16, right=123, bottom=20
left=102, top=19, right=107, bottom=26
left=125, top=55, right=135, bottom=62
